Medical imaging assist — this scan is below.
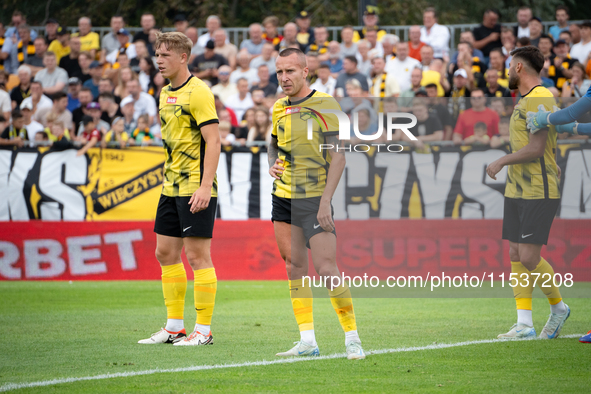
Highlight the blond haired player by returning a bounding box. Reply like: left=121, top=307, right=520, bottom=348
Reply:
left=269, top=48, right=365, bottom=359
left=487, top=46, right=569, bottom=340
left=138, top=32, right=221, bottom=346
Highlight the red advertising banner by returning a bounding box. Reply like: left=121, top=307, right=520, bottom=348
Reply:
left=0, top=220, right=590, bottom=281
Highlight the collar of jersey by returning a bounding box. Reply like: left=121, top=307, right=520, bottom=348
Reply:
left=287, top=89, right=316, bottom=106
left=521, top=84, right=542, bottom=98
left=169, top=75, right=193, bottom=92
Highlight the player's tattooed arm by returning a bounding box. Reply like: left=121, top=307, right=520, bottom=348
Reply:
left=268, top=137, right=284, bottom=179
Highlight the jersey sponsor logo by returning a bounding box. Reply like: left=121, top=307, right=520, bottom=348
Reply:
left=167, top=97, right=177, bottom=104
left=285, top=106, right=301, bottom=114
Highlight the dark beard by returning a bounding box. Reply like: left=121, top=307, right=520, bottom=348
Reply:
left=508, top=74, right=519, bottom=90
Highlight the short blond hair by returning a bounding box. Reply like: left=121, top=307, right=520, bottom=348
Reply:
left=154, top=31, right=192, bottom=59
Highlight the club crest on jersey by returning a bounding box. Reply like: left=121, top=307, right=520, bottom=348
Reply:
left=174, top=105, right=183, bottom=117
left=167, top=97, right=177, bottom=104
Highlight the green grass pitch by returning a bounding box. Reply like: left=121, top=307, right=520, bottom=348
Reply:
left=0, top=281, right=589, bottom=393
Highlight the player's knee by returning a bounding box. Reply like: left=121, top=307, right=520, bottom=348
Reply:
left=509, top=247, right=520, bottom=263
left=520, top=253, right=540, bottom=271
left=155, top=247, right=175, bottom=266
left=185, top=251, right=210, bottom=269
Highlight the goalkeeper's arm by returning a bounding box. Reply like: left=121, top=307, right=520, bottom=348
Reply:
left=548, top=96, right=591, bottom=125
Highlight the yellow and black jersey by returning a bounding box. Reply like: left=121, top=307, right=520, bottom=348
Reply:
left=548, top=54, right=575, bottom=90
left=505, top=85, right=560, bottom=200
left=0, top=35, right=4, bottom=71
left=159, top=76, right=219, bottom=197
left=306, top=41, right=329, bottom=55
left=271, top=90, right=341, bottom=199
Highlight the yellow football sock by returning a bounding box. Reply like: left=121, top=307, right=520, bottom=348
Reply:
left=531, top=257, right=562, bottom=304
left=161, top=263, right=187, bottom=320
left=290, top=279, right=314, bottom=332
left=511, top=261, right=533, bottom=311
left=194, top=268, right=217, bottom=326
left=328, top=283, right=357, bottom=332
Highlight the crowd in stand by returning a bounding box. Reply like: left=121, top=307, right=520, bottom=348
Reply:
left=0, top=5, right=590, bottom=150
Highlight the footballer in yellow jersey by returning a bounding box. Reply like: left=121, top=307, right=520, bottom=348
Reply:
left=487, top=46, right=569, bottom=341
left=270, top=48, right=365, bottom=360
left=139, top=32, right=221, bottom=347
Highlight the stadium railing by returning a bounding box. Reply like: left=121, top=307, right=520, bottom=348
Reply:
left=28, top=20, right=585, bottom=51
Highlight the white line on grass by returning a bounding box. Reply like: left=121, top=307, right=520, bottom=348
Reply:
left=0, top=334, right=583, bottom=392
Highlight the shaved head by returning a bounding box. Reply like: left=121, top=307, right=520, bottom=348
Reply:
left=278, top=48, right=307, bottom=68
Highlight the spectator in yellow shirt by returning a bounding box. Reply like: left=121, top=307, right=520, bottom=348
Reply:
left=73, top=17, right=99, bottom=60
left=47, top=26, right=70, bottom=64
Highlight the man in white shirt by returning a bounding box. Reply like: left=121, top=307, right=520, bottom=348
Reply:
left=106, top=29, right=137, bottom=65
left=19, top=101, right=44, bottom=137
left=420, top=7, right=450, bottom=58
left=34, top=52, right=69, bottom=95
left=211, top=65, right=238, bottom=104
left=310, top=64, right=336, bottom=96
left=387, top=42, right=421, bottom=92
left=570, top=22, right=591, bottom=64
left=126, top=79, right=157, bottom=125
left=21, top=81, right=53, bottom=117
left=224, top=78, right=254, bottom=121
left=230, top=52, right=259, bottom=87
left=514, top=7, right=532, bottom=38
left=197, top=15, right=226, bottom=48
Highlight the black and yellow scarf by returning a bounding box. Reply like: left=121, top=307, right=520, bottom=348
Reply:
left=17, top=40, right=35, bottom=64
left=372, top=73, right=387, bottom=98
left=307, top=41, right=329, bottom=55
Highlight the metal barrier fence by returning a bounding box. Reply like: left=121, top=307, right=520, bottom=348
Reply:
left=29, top=20, right=584, bottom=51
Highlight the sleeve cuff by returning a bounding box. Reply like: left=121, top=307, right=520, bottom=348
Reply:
left=198, top=118, right=220, bottom=129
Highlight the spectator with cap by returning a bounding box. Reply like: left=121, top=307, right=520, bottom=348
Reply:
left=34, top=91, right=72, bottom=129
left=295, top=11, right=314, bottom=48
left=529, top=17, right=544, bottom=47
left=548, top=38, right=575, bottom=91
left=370, top=56, right=399, bottom=98
left=106, top=29, right=136, bottom=65
left=44, top=18, right=60, bottom=45
left=73, top=17, right=99, bottom=60
left=335, top=56, right=369, bottom=97
left=1, top=25, right=35, bottom=75
left=408, top=25, right=425, bottom=62
left=48, top=26, right=70, bottom=64
left=241, top=23, right=265, bottom=56
left=250, top=42, right=276, bottom=74
left=59, top=36, right=81, bottom=78
left=514, top=7, right=532, bottom=38
left=0, top=109, right=27, bottom=147
left=484, top=69, right=511, bottom=97
left=472, top=9, right=502, bottom=64
left=306, top=26, right=330, bottom=62
left=83, top=61, right=103, bottom=98
left=277, top=22, right=304, bottom=53
left=134, top=13, right=155, bottom=55
left=549, top=6, right=570, bottom=40
left=125, top=79, right=156, bottom=125
left=452, top=88, right=499, bottom=144
left=34, top=52, right=68, bottom=95
left=10, top=65, right=32, bottom=109
left=173, top=14, right=188, bottom=34
left=213, top=29, right=238, bottom=70
left=250, top=64, right=277, bottom=97
left=310, top=64, right=336, bottom=96
left=325, top=41, right=343, bottom=75
left=66, top=77, right=81, bottom=112
left=340, top=26, right=358, bottom=58
left=570, top=21, right=591, bottom=64
left=262, top=16, right=283, bottom=46
left=26, top=37, right=48, bottom=74
left=19, top=100, right=44, bottom=137
left=191, top=40, right=228, bottom=86
left=225, top=78, right=254, bottom=121
left=71, top=86, right=93, bottom=127
left=387, top=41, right=421, bottom=92
left=230, top=51, right=259, bottom=87
left=211, top=65, right=237, bottom=104
left=21, top=81, right=52, bottom=116
left=420, top=7, right=450, bottom=58
left=353, top=9, right=386, bottom=42
left=102, top=15, right=125, bottom=55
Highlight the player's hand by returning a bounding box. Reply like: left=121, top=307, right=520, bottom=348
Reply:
left=526, top=105, right=551, bottom=133
left=486, top=159, right=504, bottom=180
left=557, top=165, right=561, bottom=180
left=269, top=158, right=284, bottom=179
left=317, top=199, right=334, bottom=233
left=189, top=186, right=211, bottom=214
left=556, top=122, right=578, bottom=135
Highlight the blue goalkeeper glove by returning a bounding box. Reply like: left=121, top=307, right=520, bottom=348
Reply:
left=555, top=122, right=579, bottom=135
left=526, top=104, right=552, bottom=133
